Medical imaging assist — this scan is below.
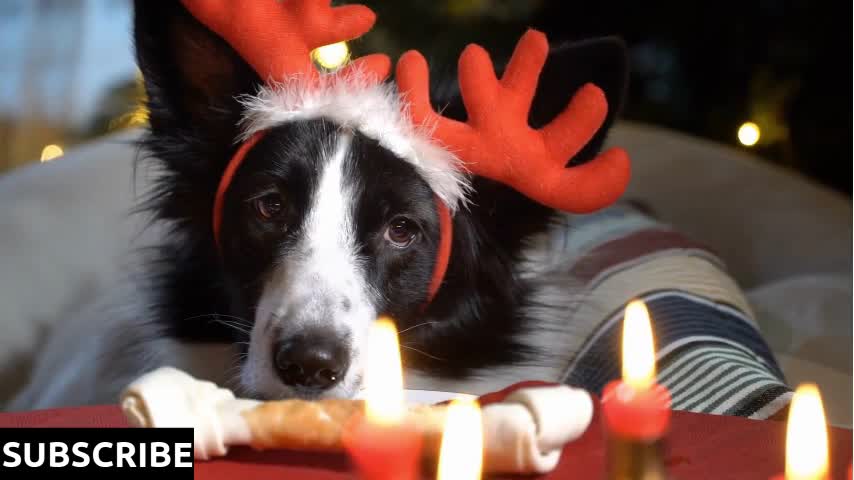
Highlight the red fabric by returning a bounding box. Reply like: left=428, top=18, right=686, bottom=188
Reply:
left=180, top=0, right=390, bottom=83
left=395, top=29, right=631, bottom=214
left=2, top=383, right=850, bottom=479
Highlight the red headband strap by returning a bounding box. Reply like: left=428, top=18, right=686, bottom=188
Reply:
left=212, top=133, right=453, bottom=307
left=428, top=199, right=453, bottom=305
left=212, top=131, right=267, bottom=252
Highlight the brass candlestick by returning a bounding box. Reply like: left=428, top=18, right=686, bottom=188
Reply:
left=605, top=433, right=669, bottom=480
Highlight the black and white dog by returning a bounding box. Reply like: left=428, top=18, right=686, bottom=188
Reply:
left=7, top=1, right=629, bottom=409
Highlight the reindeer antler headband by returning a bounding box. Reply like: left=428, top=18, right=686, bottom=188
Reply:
left=183, top=0, right=631, bottom=306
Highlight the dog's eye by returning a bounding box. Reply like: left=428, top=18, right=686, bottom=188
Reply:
left=384, top=217, right=418, bottom=248
left=253, top=192, right=284, bottom=220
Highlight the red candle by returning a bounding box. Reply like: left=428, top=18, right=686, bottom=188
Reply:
left=342, top=413, right=422, bottom=480
left=601, top=300, right=671, bottom=440
left=601, top=380, right=671, bottom=441
left=770, top=383, right=830, bottom=480
left=342, top=317, right=422, bottom=480
left=601, top=300, right=672, bottom=480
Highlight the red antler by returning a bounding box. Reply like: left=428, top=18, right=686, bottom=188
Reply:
left=181, top=0, right=390, bottom=83
left=396, top=29, right=630, bottom=213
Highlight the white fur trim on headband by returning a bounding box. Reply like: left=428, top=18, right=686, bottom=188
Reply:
left=237, top=69, right=471, bottom=212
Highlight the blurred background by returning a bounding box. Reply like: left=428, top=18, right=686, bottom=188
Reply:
left=0, top=0, right=850, bottom=195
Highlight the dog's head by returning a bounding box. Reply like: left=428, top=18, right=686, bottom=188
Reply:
left=131, top=1, right=629, bottom=399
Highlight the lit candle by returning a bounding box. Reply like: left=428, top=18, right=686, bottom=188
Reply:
left=436, top=398, right=484, bottom=480
left=601, top=299, right=672, bottom=480
left=342, top=317, right=422, bottom=480
left=771, top=383, right=830, bottom=480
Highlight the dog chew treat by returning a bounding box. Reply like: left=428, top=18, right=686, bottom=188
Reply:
left=120, top=367, right=594, bottom=474
left=243, top=398, right=364, bottom=452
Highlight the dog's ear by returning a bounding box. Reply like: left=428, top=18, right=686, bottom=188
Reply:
left=528, top=36, right=629, bottom=167
left=132, top=0, right=262, bottom=149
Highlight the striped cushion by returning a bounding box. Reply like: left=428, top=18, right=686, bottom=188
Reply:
left=556, top=203, right=792, bottom=420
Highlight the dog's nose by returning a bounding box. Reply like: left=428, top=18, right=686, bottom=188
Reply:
left=274, top=336, right=349, bottom=390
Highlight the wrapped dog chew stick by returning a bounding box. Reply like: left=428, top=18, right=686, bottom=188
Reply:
left=120, top=367, right=593, bottom=474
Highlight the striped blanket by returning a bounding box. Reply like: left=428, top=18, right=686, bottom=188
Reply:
left=553, top=202, right=792, bottom=420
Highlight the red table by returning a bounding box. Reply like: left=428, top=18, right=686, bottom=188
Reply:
left=1, top=391, right=850, bottom=480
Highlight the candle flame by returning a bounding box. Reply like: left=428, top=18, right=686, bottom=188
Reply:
left=621, top=300, right=656, bottom=391
left=363, top=317, right=405, bottom=425
left=437, top=398, right=483, bottom=480
left=785, top=383, right=829, bottom=480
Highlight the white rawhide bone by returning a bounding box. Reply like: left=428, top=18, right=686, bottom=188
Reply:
left=119, top=367, right=593, bottom=475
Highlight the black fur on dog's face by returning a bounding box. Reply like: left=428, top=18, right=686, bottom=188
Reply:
left=217, top=119, right=442, bottom=398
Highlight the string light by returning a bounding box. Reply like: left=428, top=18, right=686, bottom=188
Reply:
left=738, top=122, right=761, bottom=147
left=40, top=144, right=63, bottom=162
left=311, top=41, right=350, bottom=70
left=110, top=105, right=149, bottom=130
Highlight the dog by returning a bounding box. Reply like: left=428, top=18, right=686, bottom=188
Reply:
left=5, top=0, right=630, bottom=410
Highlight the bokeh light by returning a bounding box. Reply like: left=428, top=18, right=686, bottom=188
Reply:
left=738, top=122, right=761, bottom=147
left=40, top=145, right=64, bottom=162
left=311, top=42, right=350, bottom=70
